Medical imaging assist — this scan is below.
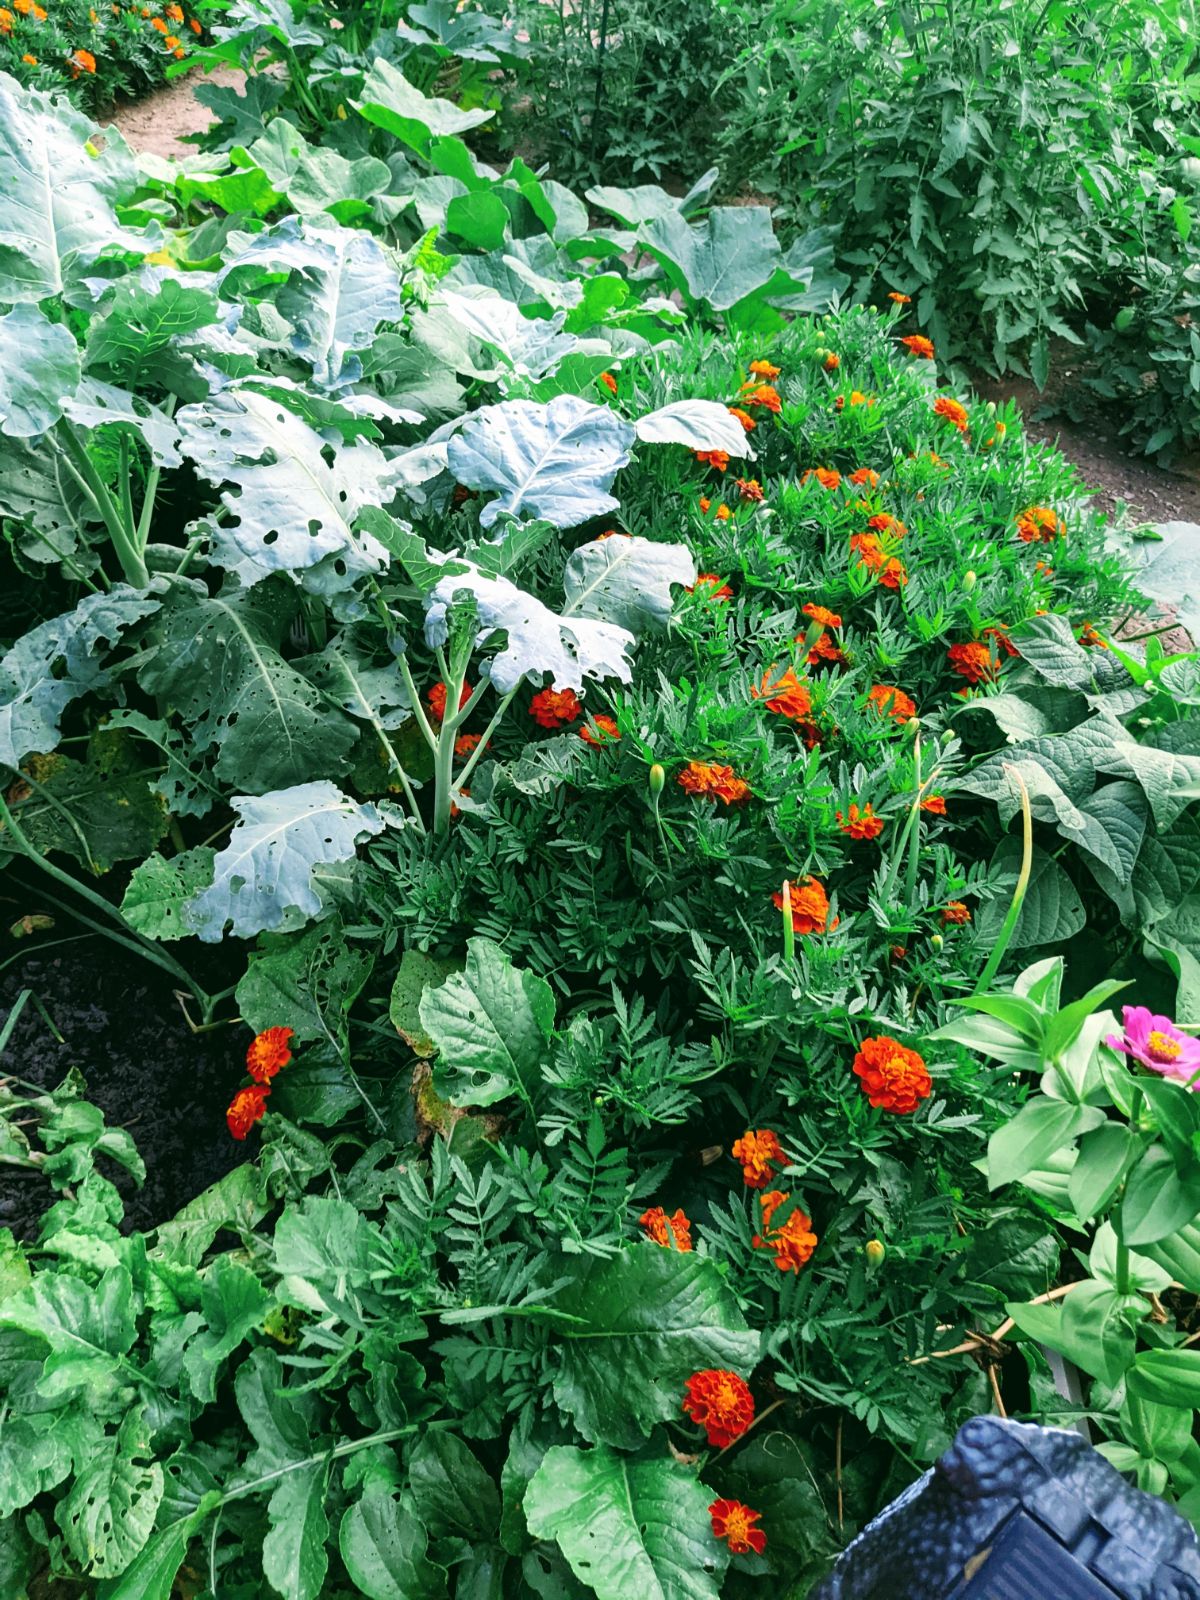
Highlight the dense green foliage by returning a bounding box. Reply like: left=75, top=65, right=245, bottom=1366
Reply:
left=1, top=0, right=202, bottom=109
left=0, top=5, right=1199, bottom=1596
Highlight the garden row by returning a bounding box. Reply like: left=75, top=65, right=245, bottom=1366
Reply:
left=0, top=21, right=1199, bottom=1600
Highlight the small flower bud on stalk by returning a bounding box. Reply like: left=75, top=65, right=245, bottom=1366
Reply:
left=962, top=570, right=977, bottom=592
left=865, top=1238, right=886, bottom=1267
left=904, top=716, right=921, bottom=738
left=930, top=932, right=944, bottom=952
left=649, top=763, right=665, bottom=797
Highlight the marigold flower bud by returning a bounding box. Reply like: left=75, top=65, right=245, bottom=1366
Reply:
left=865, top=1238, right=886, bottom=1265
left=930, top=932, right=944, bottom=951
left=962, top=570, right=977, bottom=591
left=649, top=762, right=665, bottom=797
left=985, top=400, right=997, bottom=415
left=904, top=716, right=921, bottom=736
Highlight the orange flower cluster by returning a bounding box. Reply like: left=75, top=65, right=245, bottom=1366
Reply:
left=851, top=532, right=907, bottom=588
left=709, top=1498, right=767, bottom=1555
left=852, top=1034, right=931, bottom=1114
left=427, top=680, right=471, bottom=722
left=984, top=625, right=1020, bottom=659
left=888, top=291, right=912, bottom=305
left=751, top=665, right=812, bottom=721
left=678, top=761, right=749, bottom=804
left=849, top=467, right=880, bottom=488
left=529, top=687, right=581, bottom=727
left=920, top=793, right=947, bottom=816
left=639, top=1206, right=693, bottom=1251
left=580, top=714, right=620, bottom=746
left=227, top=1026, right=294, bottom=1139
left=803, top=603, right=842, bottom=629
left=835, top=390, right=874, bottom=412
left=689, top=572, right=733, bottom=601
left=599, top=371, right=618, bottom=394
left=70, top=46, right=96, bottom=72
left=454, top=732, right=483, bottom=758
left=823, top=352, right=840, bottom=371
left=749, top=359, right=781, bottom=380
left=942, top=901, right=971, bottom=925
left=933, top=395, right=969, bottom=434
left=867, top=684, right=916, bottom=722
left=773, top=876, right=835, bottom=935
left=867, top=512, right=906, bottom=536
left=735, top=476, right=764, bottom=502
left=802, top=467, right=841, bottom=490
left=1017, top=505, right=1060, bottom=543
left=837, top=801, right=884, bottom=841
left=947, top=640, right=999, bottom=685
left=699, top=496, right=731, bottom=521
left=1079, top=623, right=1107, bottom=649
left=695, top=449, right=729, bottom=471
left=900, top=334, right=935, bottom=359
left=732, top=1128, right=785, bottom=1189
left=742, top=383, right=782, bottom=413
left=728, top=406, right=756, bottom=432
left=753, top=1189, right=818, bottom=1272
left=683, top=1369, right=754, bottom=1447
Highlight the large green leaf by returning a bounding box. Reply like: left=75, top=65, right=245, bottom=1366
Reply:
left=354, top=58, right=494, bottom=158
left=0, top=1265, right=136, bottom=1405
left=420, top=936, right=555, bottom=1107
left=1061, top=780, right=1147, bottom=888
left=339, top=1490, right=446, bottom=1600
left=525, top=1446, right=726, bottom=1600
left=0, top=305, right=80, bottom=437
left=562, top=536, right=696, bottom=632
left=987, top=1097, right=1104, bottom=1190
left=550, top=1250, right=760, bottom=1449
left=1006, top=1283, right=1138, bottom=1386
left=446, top=395, right=635, bottom=529
left=93, top=1492, right=221, bottom=1600
left=236, top=920, right=376, bottom=1045
left=240, top=118, right=392, bottom=225
left=120, top=849, right=217, bottom=941
left=85, top=278, right=220, bottom=388
left=57, top=1410, right=163, bottom=1579
left=408, top=1433, right=499, bottom=1542
left=977, top=840, right=1085, bottom=948
left=183, top=781, right=388, bottom=942
left=641, top=206, right=781, bottom=311
left=180, top=1256, right=271, bottom=1404
left=139, top=582, right=357, bottom=793
left=1115, top=521, right=1200, bottom=637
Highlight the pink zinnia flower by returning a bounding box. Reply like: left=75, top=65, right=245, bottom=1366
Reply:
left=1107, top=1006, right=1200, bottom=1088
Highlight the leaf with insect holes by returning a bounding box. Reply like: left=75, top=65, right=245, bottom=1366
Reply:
left=563, top=536, right=696, bottom=632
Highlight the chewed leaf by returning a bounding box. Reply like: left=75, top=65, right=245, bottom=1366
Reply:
left=61, top=378, right=181, bottom=467
left=424, top=563, right=635, bottom=693
left=563, top=536, right=696, bottom=632
left=446, top=395, right=636, bottom=528
left=183, top=781, right=388, bottom=943
left=635, top=400, right=753, bottom=458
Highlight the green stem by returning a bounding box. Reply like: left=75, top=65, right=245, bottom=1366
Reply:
left=56, top=424, right=148, bottom=587
left=973, top=766, right=1033, bottom=995
left=904, top=734, right=922, bottom=906
left=781, top=879, right=796, bottom=963
left=396, top=655, right=439, bottom=753
left=454, top=688, right=516, bottom=788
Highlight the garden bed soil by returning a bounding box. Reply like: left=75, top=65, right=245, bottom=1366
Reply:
left=102, top=62, right=248, bottom=161
left=0, top=944, right=243, bottom=1240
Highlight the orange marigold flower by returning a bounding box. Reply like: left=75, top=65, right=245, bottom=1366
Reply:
left=849, top=467, right=880, bottom=487
left=150, top=13, right=168, bottom=27
left=983, top=625, right=1020, bottom=659
left=867, top=684, right=916, bottom=722
left=891, top=944, right=908, bottom=961
left=802, top=467, right=841, bottom=490
left=824, top=352, right=840, bottom=371
left=735, top=477, right=764, bottom=502
left=748, top=359, right=780, bottom=380
left=246, top=1025, right=293, bottom=1085
left=678, top=761, right=750, bottom=804
left=942, top=901, right=971, bottom=925
left=879, top=557, right=908, bottom=589
left=743, top=383, right=782, bottom=413
left=639, top=1206, right=693, bottom=1251
left=888, top=291, right=912, bottom=305
left=579, top=714, right=620, bottom=746
left=728, top=406, right=756, bottom=432
left=189, top=14, right=201, bottom=29
left=920, top=793, right=947, bottom=815
left=837, top=802, right=885, bottom=841
left=530, top=686, right=581, bottom=728
left=427, top=680, right=471, bottom=722
left=227, top=1084, right=270, bottom=1140
left=835, top=390, right=873, bottom=412
left=806, top=631, right=846, bottom=668
left=166, top=0, right=182, bottom=16
left=599, top=370, right=616, bottom=393
left=867, top=513, right=906, bottom=537
left=21, top=50, right=36, bottom=62
left=698, top=497, right=731, bottom=521
left=12, top=0, right=30, bottom=12
left=773, top=875, right=836, bottom=935
left=1016, top=505, right=1059, bottom=543
left=853, top=1034, right=931, bottom=1114
left=933, top=395, right=969, bottom=434
left=803, top=603, right=842, bottom=628
left=695, top=449, right=729, bottom=472
left=70, top=47, right=96, bottom=71
left=683, top=1369, right=754, bottom=1448
left=709, top=1498, right=767, bottom=1556
left=689, top=572, right=733, bottom=601
left=732, top=1128, right=785, bottom=1189
left=751, top=665, right=812, bottom=721
left=947, top=640, right=998, bottom=685
left=754, top=1189, right=818, bottom=1273
left=454, top=732, right=483, bottom=758
left=0, top=6, right=13, bottom=26
left=900, top=334, right=935, bottom=359
left=1079, top=623, right=1107, bottom=649
left=165, top=33, right=182, bottom=47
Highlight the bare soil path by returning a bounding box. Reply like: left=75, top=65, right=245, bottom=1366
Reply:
left=102, top=62, right=246, bottom=160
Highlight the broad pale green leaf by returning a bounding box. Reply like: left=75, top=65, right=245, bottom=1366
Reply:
left=176, top=388, right=397, bottom=594
left=0, top=305, right=80, bottom=437
left=1119, top=1144, right=1200, bottom=1247
left=1006, top=1284, right=1138, bottom=1386
left=184, top=781, right=388, bottom=942
left=1011, top=613, right=1098, bottom=689
left=0, top=587, right=159, bottom=768
left=562, top=536, right=696, bottom=633
left=264, top=1462, right=330, bottom=1600
left=0, top=1266, right=137, bottom=1405
left=551, top=1250, right=760, bottom=1449
left=408, top=1433, right=499, bottom=1542
left=96, top=1492, right=221, bottom=1600
left=191, top=74, right=288, bottom=146
left=1097, top=733, right=1200, bottom=830
left=1128, top=1347, right=1200, bottom=1409
left=0, top=435, right=98, bottom=568
left=436, top=289, right=594, bottom=381
left=241, top=118, right=392, bottom=225
left=389, top=949, right=459, bottom=1057
left=61, top=378, right=182, bottom=468
left=0, top=78, right=141, bottom=303
left=634, top=400, right=753, bottom=457
left=420, top=936, right=555, bottom=1107
left=275, top=227, right=404, bottom=389
left=121, top=850, right=216, bottom=939
left=339, top=1490, right=446, bottom=1600
left=425, top=563, right=635, bottom=693
left=1116, top=521, right=1200, bottom=637
left=642, top=206, right=780, bottom=311
left=987, top=1098, right=1105, bottom=1190
left=85, top=278, right=220, bottom=387
left=57, top=1410, right=163, bottom=1579
left=525, top=1446, right=726, bottom=1600
left=446, top=395, right=636, bottom=529
left=181, top=1256, right=271, bottom=1404
left=139, top=583, right=358, bottom=792
left=354, top=58, right=494, bottom=157
left=0, top=1413, right=75, bottom=1517
left=210, top=0, right=324, bottom=48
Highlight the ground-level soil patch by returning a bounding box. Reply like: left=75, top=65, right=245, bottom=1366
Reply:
left=0, top=943, right=243, bottom=1239
left=101, top=62, right=247, bottom=160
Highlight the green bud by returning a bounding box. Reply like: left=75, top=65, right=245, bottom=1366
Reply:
left=865, top=1238, right=886, bottom=1266
left=904, top=716, right=921, bottom=737
left=649, top=762, right=665, bottom=797
left=985, top=400, right=997, bottom=416
left=868, top=304, right=878, bottom=313
left=930, top=933, right=944, bottom=952
left=962, top=570, right=977, bottom=591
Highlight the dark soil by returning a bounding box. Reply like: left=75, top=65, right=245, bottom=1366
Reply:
left=0, top=942, right=243, bottom=1241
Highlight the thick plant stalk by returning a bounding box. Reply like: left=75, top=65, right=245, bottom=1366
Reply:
left=781, top=879, right=795, bottom=963
left=973, top=765, right=1032, bottom=995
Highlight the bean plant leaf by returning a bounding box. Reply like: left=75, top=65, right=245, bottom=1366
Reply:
left=551, top=1249, right=761, bottom=1448
left=525, top=1445, right=726, bottom=1600
left=978, top=839, right=1086, bottom=948
left=563, top=536, right=696, bottom=632
left=354, top=58, right=495, bottom=156
left=339, top=1490, right=447, bottom=1600
left=56, top=1409, right=163, bottom=1579
left=183, top=781, right=388, bottom=942
left=634, top=400, right=752, bottom=457
left=446, top=395, right=636, bottom=528
left=420, top=936, right=555, bottom=1107
left=641, top=206, right=781, bottom=311
left=0, top=305, right=81, bottom=437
